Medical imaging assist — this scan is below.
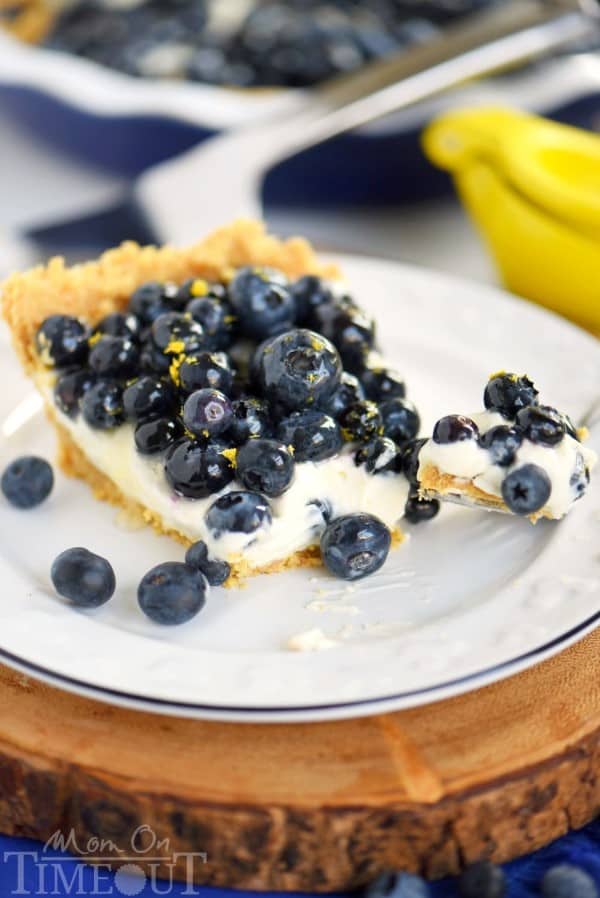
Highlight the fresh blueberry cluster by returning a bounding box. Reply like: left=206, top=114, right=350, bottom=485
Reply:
left=42, top=0, right=498, bottom=88
left=430, top=372, right=591, bottom=516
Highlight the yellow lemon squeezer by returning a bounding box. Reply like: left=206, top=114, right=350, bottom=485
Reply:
left=422, top=107, right=600, bottom=333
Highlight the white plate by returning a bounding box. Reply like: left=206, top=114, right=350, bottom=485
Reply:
left=1, top=257, right=599, bottom=723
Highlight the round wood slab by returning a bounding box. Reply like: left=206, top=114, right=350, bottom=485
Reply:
left=1, top=632, right=599, bottom=892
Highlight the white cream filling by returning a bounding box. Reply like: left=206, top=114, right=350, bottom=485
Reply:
left=418, top=410, right=597, bottom=519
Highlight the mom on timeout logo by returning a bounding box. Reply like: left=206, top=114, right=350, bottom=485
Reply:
left=2, top=825, right=207, bottom=896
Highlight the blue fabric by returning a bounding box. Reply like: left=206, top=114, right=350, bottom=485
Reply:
left=0, top=820, right=599, bottom=897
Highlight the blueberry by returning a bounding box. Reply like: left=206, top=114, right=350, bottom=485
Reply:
left=227, top=398, right=273, bottom=445
left=380, top=398, right=420, bottom=444
left=307, top=497, right=332, bottom=527
left=290, top=274, right=333, bottom=323
left=542, top=864, right=598, bottom=898
left=562, top=413, right=579, bottom=441
left=365, top=871, right=429, bottom=898
left=570, top=451, right=591, bottom=499
left=321, top=513, right=391, bottom=581
left=135, top=417, right=183, bottom=455
left=185, top=540, right=231, bottom=586
left=151, top=311, right=205, bottom=356
left=54, top=367, right=96, bottom=418
left=123, top=376, right=176, bottom=421
left=516, top=405, right=566, bottom=447
left=277, top=410, right=343, bottom=462
left=183, top=389, right=233, bottom=438
left=186, top=293, right=237, bottom=350
left=176, top=351, right=233, bottom=395
left=36, top=315, right=89, bottom=368
left=228, top=266, right=295, bottom=339
left=206, top=490, right=272, bottom=538
left=51, top=547, right=115, bottom=608
left=404, top=494, right=440, bottom=524
left=179, top=277, right=227, bottom=305
left=2, top=456, right=54, bottom=509
left=140, top=339, right=172, bottom=375
left=354, top=437, right=399, bottom=474
left=92, top=312, right=140, bottom=341
left=458, top=861, right=506, bottom=898
left=400, top=438, right=427, bottom=486
left=432, top=415, right=478, bottom=444
left=502, top=464, right=552, bottom=515
left=339, top=400, right=382, bottom=442
left=323, top=371, right=365, bottom=418
left=89, top=335, right=139, bottom=378
left=138, top=561, right=206, bottom=625
left=81, top=380, right=125, bottom=430
left=255, top=328, right=342, bottom=411
left=480, top=425, right=523, bottom=466
left=484, top=372, right=539, bottom=419
left=236, top=438, right=295, bottom=496
left=309, top=300, right=375, bottom=372
left=128, top=281, right=170, bottom=324
left=361, top=366, right=406, bottom=402
left=164, top=438, right=234, bottom=498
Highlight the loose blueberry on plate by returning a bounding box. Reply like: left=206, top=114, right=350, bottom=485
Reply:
left=92, top=312, right=141, bottom=341
left=36, top=315, right=89, bottom=368
left=277, top=410, right=343, bottom=461
left=321, top=513, right=391, bottom=581
left=290, top=274, right=333, bottom=323
left=458, top=861, right=506, bottom=898
left=339, top=400, right=382, bottom=442
left=176, top=351, right=233, bottom=395
left=255, top=328, right=342, bottom=410
left=138, top=561, right=206, bottom=625
left=516, top=405, right=566, bottom=447
left=186, top=293, right=237, bottom=350
left=354, top=436, right=399, bottom=474
left=228, top=397, right=273, bottom=445
left=432, top=414, right=479, bottom=444
left=151, top=311, right=205, bottom=356
left=165, top=438, right=235, bottom=498
left=323, top=371, right=365, bottom=418
left=81, top=380, right=126, bottom=430
left=236, top=438, right=295, bottom=497
left=135, top=417, right=183, bottom=455
left=54, top=367, right=96, bottom=418
left=404, top=494, right=440, bottom=524
left=123, top=376, right=177, bottom=421
left=206, top=491, right=272, bottom=538
left=400, top=438, right=427, bottom=486
left=380, top=398, right=420, bottom=444
left=484, top=372, right=539, bottom=419
left=542, top=864, right=598, bottom=898
left=365, top=870, right=429, bottom=898
left=128, top=281, right=170, bottom=324
left=185, top=540, right=231, bottom=586
left=89, top=335, right=140, bottom=378
left=480, top=425, right=523, bottom=467
left=228, top=266, right=295, bottom=339
left=501, top=463, right=552, bottom=515
left=1, top=456, right=54, bottom=509
left=361, top=366, right=406, bottom=402
left=183, top=388, right=233, bottom=438
left=51, top=547, right=115, bottom=608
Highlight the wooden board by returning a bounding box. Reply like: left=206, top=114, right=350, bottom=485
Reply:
left=0, top=631, right=599, bottom=892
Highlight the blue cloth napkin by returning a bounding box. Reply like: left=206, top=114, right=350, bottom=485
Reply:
left=1, top=819, right=599, bottom=897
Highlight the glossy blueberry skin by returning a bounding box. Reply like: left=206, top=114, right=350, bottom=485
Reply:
left=164, top=438, right=234, bottom=499
left=206, top=490, right=272, bottom=538
left=542, top=865, right=598, bottom=898
left=365, top=871, right=429, bottom=898
left=480, top=425, right=523, bottom=467
left=307, top=497, right=333, bottom=528
left=432, top=414, right=478, bottom=445
left=332, top=308, right=377, bottom=372
left=404, top=494, right=440, bottom=524
left=123, top=376, right=177, bottom=421
left=516, top=405, right=565, bottom=447
left=134, top=417, right=183, bottom=455
left=139, top=339, right=172, bottom=375
left=128, top=281, right=170, bottom=324
left=380, top=398, right=420, bottom=444
left=1, top=456, right=54, bottom=509
left=339, top=400, right=383, bottom=443
left=290, top=275, right=333, bottom=324
left=182, top=389, right=233, bottom=438
left=54, top=368, right=96, bottom=418
left=458, top=861, right=506, bottom=898
left=89, top=335, right=140, bottom=379
left=228, top=398, right=273, bottom=445
left=36, top=315, right=89, bottom=368
left=177, top=352, right=233, bottom=395
left=186, top=294, right=237, bottom=350
left=323, top=371, right=365, bottom=419
left=51, top=547, right=115, bottom=608
left=185, top=540, right=231, bottom=586
left=501, top=463, right=552, bottom=515
left=228, top=266, right=295, bottom=340
left=236, top=438, right=295, bottom=497
left=255, top=328, right=342, bottom=411
left=93, top=312, right=141, bottom=341
left=320, top=513, right=391, bottom=581
left=277, top=410, right=343, bottom=462
left=400, top=438, right=427, bottom=486
left=354, top=437, right=399, bottom=474
left=361, top=366, right=406, bottom=402
left=484, top=372, right=539, bottom=419
left=138, top=562, right=206, bottom=625
left=81, top=380, right=126, bottom=430
left=151, top=311, right=205, bottom=356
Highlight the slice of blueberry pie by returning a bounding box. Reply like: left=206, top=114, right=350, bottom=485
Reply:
left=3, top=221, right=415, bottom=584
left=417, top=372, right=597, bottom=521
